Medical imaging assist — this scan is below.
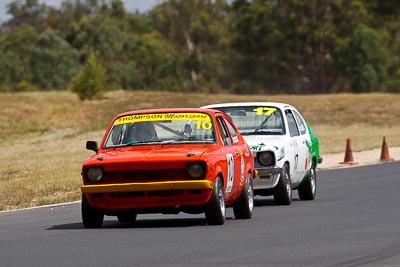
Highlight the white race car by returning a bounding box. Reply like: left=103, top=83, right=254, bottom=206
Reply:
left=202, top=102, right=322, bottom=205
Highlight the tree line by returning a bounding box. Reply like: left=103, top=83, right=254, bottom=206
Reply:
left=1, top=0, right=399, bottom=97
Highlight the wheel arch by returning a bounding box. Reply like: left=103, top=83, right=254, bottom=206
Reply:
left=298, top=157, right=316, bottom=188
left=271, top=160, right=290, bottom=189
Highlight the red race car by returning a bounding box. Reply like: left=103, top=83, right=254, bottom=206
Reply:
left=81, top=108, right=255, bottom=227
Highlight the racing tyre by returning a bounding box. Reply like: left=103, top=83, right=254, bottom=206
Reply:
left=82, top=194, right=104, bottom=228
left=298, top=161, right=317, bottom=200
left=273, top=163, right=292, bottom=205
left=205, top=176, right=226, bottom=225
left=117, top=212, right=137, bottom=224
left=233, top=173, right=254, bottom=219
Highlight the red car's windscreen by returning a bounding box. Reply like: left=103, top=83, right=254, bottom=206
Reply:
left=103, top=112, right=216, bottom=148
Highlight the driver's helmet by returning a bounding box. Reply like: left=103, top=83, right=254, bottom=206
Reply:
left=128, top=122, right=158, bottom=142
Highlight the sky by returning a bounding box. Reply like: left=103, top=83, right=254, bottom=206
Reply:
left=0, top=0, right=161, bottom=22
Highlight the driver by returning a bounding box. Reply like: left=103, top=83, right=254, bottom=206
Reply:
left=127, top=122, right=158, bottom=142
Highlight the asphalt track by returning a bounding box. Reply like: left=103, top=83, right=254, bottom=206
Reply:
left=1, top=162, right=400, bottom=266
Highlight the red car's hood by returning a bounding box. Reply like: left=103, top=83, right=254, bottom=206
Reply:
left=84, top=145, right=211, bottom=170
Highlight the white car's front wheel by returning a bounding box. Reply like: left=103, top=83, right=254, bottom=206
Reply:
left=273, top=163, right=292, bottom=205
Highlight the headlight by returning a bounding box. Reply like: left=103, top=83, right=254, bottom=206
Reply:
left=257, top=152, right=275, bottom=166
left=186, top=162, right=205, bottom=179
left=86, top=166, right=104, bottom=183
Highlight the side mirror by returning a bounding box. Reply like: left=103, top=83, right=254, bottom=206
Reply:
left=86, top=141, right=98, bottom=153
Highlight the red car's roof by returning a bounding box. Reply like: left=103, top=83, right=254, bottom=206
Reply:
left=116, top=108, right=222, bottom=117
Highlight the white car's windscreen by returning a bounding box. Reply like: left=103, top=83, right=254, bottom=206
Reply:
left=212, top=106, right=286, bottom=135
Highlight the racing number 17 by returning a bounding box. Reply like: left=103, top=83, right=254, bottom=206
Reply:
left=253, top=107, right=277, bottom=116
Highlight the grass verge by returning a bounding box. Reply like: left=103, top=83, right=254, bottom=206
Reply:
left=1, top=91, right=399, bottom=210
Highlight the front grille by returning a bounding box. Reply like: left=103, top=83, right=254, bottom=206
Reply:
left=91, top=189, right=200, bottom=199
left=148, top=190, right=184, bottom=197
left=103, top=169, right=188, bottom=183
left=109, top=192, right=145, bottom=198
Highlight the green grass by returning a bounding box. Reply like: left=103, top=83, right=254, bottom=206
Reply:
left=1, top=90, right=399, bottom=211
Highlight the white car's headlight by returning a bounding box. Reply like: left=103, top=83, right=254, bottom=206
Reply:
left=257, top=152, right=275, bottom=167
left=86, top=166, right=104, bottom=183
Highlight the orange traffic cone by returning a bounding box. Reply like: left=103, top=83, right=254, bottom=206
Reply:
left=340, top=138, right=358, bottom=165
left=380, top=136, right=393, bottom=161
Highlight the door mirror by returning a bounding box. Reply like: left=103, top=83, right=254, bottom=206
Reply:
left=86, top=141, right=98, bottom=153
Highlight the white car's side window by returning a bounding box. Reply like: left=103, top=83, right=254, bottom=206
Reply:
left=285, top=110, right=300, bottom=137
left=293, top=111, right=307, bottom=135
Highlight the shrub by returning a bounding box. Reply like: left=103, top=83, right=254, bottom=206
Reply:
left=15, top=80, right=39, bottom=92
left=69, top=53, right=106, bottom=100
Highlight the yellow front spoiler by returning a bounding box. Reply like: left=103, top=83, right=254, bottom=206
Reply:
left=81, top=180, right=214, bottom=194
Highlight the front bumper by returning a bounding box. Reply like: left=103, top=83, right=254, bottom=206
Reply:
left=257, top=166, right=283, bottom=177
left=81, top=180, right=214, bottom=211
left=81, top=180, right=214, bottom=194
left=252, top=166, right=282, bottom=191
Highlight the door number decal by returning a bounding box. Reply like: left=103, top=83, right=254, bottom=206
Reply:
left=226, top=153, right=234, bottom=193
left=294, top=154, right=299, bottom=170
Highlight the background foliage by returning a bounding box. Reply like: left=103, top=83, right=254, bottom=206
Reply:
left=1, top=0, right=400, bottom=95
